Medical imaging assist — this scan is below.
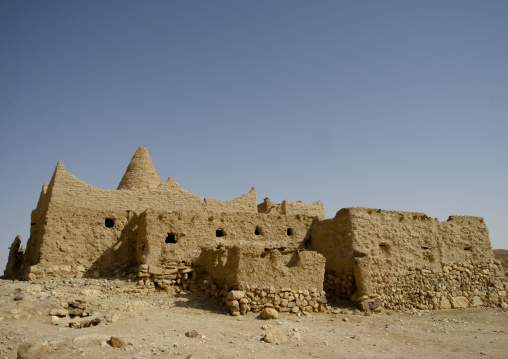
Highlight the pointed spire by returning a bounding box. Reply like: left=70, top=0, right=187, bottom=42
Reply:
left=117, top=147, right=161, bottom=190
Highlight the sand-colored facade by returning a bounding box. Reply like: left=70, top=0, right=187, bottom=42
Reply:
left=4, top=147, right=506, bottom=313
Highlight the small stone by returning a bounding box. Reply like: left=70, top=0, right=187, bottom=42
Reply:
left=69, top=308, right=84, bottom=317
left=451, top=296, right=469, bottom=309
left=226, top=291, right=245, bottom=300
left=17, top=342, right=51, bottom=359
left=49, top=309, right=69, bottom=317
left=185, top=330, right=199, bottom=338
left=471, top=296, right=483, bottom=307
left=69, top=300, right=87, bottom=309
left=263, top=327, right=287, bottom=343
left=109, top=336, right=128, bottom=348
left=260, top=308, right=278, bottom=319
left=357, top=301, right=370, bottom=311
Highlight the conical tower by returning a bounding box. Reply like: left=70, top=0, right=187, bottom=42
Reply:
left=117, top=147, right=161, bottom=190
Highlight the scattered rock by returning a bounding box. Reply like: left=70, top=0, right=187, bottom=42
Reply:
left=49, top=309, right=69, bottom=317
left=109, top=336, right=128, bottom=348
left=17, top=342, right=51, bottom=359
left=260, top=307, right=278, bottom=319
left=263, top=327, right=287, bottom=343
left=185, top=330, right=199, bottom=338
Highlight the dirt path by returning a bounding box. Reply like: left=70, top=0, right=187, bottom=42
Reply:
left=1, top=279, right=506, bottom=359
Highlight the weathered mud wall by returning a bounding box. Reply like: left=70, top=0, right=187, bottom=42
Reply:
left=281, top=200, right=325, bottom=220
left=348, top=208, right=493, bottom=272
left=203, top=188, right=258, bottom=213
left=309, top=209, right=355, bottom=298
left=137, top=209, right=315, bottom=267
left=318, top=207, right=504, bottom=310
left=22, top=203, right=139, bottom=279
left=197, top=246, right=327, bottom=315
left=257, top=198, right=283, bottom=215
left=44, top=162, right=203, bottom=212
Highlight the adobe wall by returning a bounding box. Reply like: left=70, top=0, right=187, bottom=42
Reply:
left=13, top=160, right=262, bottom=279
left=347, top=208, right=493, bottom=272
left=136, top=209, right=316, bottom=268
left=203, top=188, right=258, bottom=213
left=281, top=200, right=325, bottom=220
left=21, top=203, right=139, bottom=280
left=197, top=246, right=327, bottom=315
left=45, top=162, right=203, bottom=212
left=257, top=198, right=325, bottom=220
left=316, top=207, right=506, bottom=310
left=309, top=209, right=355, bottom=298
left=257, top=198, right=283, bottom=215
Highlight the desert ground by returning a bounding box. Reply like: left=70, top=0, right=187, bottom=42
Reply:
left=0, top=278, right=507, bottom=359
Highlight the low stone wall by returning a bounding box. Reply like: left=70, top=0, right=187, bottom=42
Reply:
left=200, top=279, right=328, bottom=315
left=370, top=260, right=507, bottom=310
left=323, top=270, right=355, bottom=299
left=137, top=264, right=196, bottom=291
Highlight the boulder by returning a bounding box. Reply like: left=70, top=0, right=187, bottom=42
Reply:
left=263, top=327, right=287, bottom=343
left=451, top=296, right=469, bottom=309
left=109, top=336, right=128, bottom=348
left=260, top=307, right=278, bottom=319
left=17, top=342, right=51, bottom=359
left=226, top=291, right=245, bottom=300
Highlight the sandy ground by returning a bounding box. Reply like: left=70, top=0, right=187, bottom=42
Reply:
left=1, top=278, right=507, bottom=359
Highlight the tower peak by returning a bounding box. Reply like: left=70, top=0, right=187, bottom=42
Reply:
left=117, top=147, right=161, bottom=190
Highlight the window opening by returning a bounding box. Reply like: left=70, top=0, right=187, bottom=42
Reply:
left=166, top=233, right=177, bottom=244
left=286, top=228, right=293, bottom=236
left=105, top=219, right=114, bottom=228
left=216, top=229, right=224, bottom=237
left=255, top=226, right=262, bottom=236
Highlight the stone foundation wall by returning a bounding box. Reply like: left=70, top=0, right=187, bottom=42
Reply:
left=136, top=263, right=197, bottom=291
left=323, top=270, right=355, bottom=299
left=200, top=279, right=328, bottom=315
left=367, top=260, right=507, bottom=310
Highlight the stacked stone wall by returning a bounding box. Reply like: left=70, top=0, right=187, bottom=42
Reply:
left=323, top=270, right=355, bottom=299
left=136, top=263, right=197, bottom=292
left=365, top=260, right=507, bottom=310
left=200, top=279, right=328, bottom=315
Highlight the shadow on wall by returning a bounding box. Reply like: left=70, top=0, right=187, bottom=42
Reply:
left=85, top=214, right=139, bottom=278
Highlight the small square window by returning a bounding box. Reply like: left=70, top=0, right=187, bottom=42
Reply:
left=166, top=233, right=177, bottom=243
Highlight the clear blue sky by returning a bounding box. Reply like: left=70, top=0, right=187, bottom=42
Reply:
left=1, top=1, right=507, bottom=271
